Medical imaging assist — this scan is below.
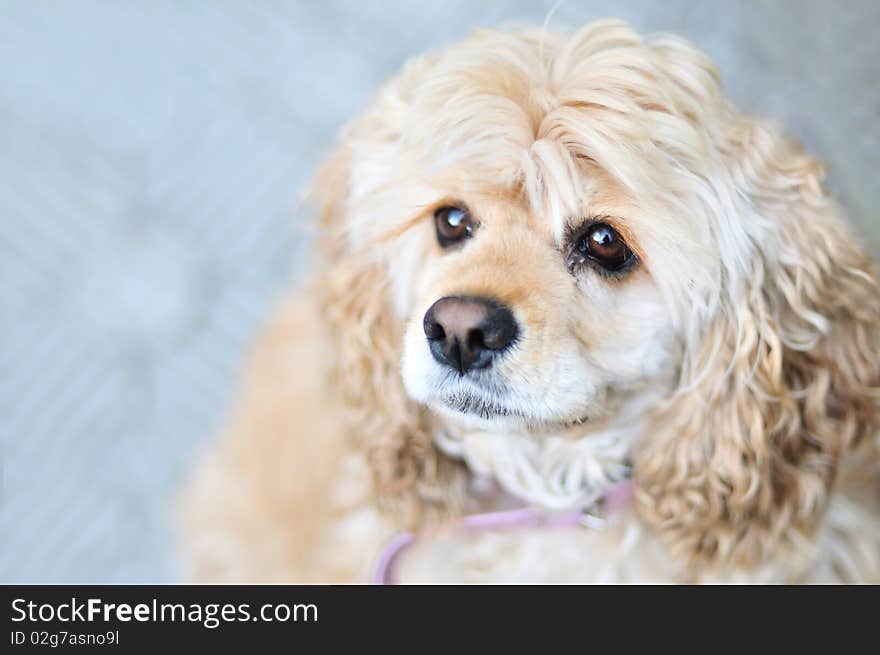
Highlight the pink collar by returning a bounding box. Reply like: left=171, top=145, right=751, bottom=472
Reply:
left=374, top=479, right=634, bottom=584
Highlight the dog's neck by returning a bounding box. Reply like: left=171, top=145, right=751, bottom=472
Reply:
left=427, top=390, right=660, bottom=511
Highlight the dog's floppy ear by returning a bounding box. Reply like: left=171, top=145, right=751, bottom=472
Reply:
left=635, top=118, right=880, bottom=570
left=307, top=135, right=466, bottom=529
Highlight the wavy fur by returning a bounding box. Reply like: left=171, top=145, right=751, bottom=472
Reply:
left=180, top=20, right=880, bottom=583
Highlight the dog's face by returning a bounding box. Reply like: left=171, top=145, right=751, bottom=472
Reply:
left=397, top=174, right=678, bottom=431
left=336, top=26, right=731, bottom=432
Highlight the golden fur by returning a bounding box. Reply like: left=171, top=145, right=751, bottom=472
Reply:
left=179, top=20, right=880, bottom=583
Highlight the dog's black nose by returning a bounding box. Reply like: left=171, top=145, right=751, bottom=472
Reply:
left=423, top=296, right=518, bottom=374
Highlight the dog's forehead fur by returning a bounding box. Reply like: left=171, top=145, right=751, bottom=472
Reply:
left=343, top=21, right=762, bottom=332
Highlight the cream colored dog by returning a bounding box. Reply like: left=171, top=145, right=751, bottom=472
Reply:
left=180, top=20, right=880, bottom=583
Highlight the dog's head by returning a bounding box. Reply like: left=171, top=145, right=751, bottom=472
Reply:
left=313, top=21, right=880, bottom=563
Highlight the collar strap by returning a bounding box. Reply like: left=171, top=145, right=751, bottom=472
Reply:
left=373, top=479, right=634, bottom=584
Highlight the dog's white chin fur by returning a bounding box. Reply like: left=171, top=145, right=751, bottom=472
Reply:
left=402, top=332, right=673, bottom=510
left=422, top=376, right=676, bottom=509
left=431, top=414, right=636, bottom=510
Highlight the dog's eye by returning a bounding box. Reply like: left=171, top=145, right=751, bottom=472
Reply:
left=568, top=222, right=635, bottom=273
left=434, top=205, right=474, bottom=248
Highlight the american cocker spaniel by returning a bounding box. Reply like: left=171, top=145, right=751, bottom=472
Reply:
left=181, top=20, right=880, bottom=583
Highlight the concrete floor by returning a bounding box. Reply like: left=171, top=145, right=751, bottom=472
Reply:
left=1, top=1, right=878, bottom=582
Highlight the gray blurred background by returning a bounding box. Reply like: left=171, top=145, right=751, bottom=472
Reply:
left=1, top=1, right=878, bottom=583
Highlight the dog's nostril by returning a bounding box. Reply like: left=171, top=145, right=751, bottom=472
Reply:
left=481, top=321, right=516, bottom=350
left=466, top=327, right=485, bottom=351
left=424, top=319, right=446, bottom=341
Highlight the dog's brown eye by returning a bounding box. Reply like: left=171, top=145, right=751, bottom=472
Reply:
left=569, top=222, right=635, bottom=273
left=434, top=205, right=474, bottom=248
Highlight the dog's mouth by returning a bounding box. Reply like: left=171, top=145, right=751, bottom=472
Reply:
left=440, top=391, right=522, bottom=420
left=436, top=390, right=591, bottom=430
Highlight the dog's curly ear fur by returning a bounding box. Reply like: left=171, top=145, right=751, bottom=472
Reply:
left=307, top=142, right=466, bottom=529
left=635, top=118, right=880, bottom=570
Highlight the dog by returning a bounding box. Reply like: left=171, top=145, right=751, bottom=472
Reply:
left=179, top=20, right=880, bottom=583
